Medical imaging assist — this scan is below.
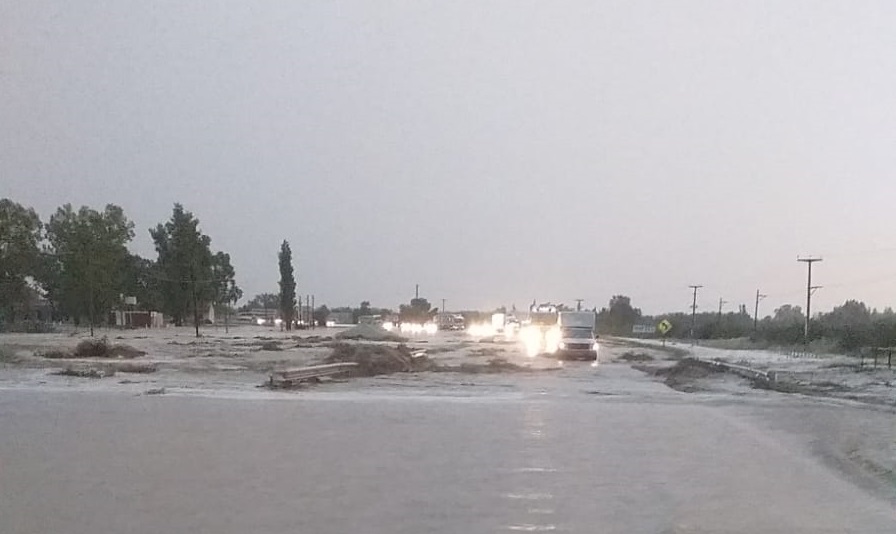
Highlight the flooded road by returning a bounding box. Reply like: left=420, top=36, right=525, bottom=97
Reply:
left=1, top=362, right=895, bottom=533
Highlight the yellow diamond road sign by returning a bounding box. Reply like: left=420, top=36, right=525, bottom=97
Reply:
left=657, top=320, right=672, bottom=335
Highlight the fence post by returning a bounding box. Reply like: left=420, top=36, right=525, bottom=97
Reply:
left=889, top=348, right=892, bottom=370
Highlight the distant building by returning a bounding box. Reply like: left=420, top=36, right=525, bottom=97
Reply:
left=328, top=311, right=354, bottom=325
left=109, top=310, right=165, bottom=328
left=358, top=314, right=383, bottom=326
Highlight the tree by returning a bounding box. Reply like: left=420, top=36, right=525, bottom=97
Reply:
left=399, top=297, right=435, bottom=323
left=210, top=252, right=241, bottom=332
left=278, top=240, right=297, bottom=330
left=0, top=199, right=43, bottom=324
left=150, top=204, right=215, bottom=337
left=122, top=254, right=163, bottom=312
left=313, top=305, right=330, bottom=327
left=42, top=204, right=135, bottom=335
left=818, top=300, right=872, bottom=350
left=241, top=293, right=280, bottom=313
left=596, top=295, right=641, bottom=335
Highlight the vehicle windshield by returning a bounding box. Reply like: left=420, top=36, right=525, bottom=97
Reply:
left=562, top=329, right=593, bottom=339
left=529, top=312, right=558, bottom=325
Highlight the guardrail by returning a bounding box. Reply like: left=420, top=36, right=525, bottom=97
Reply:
left=269, top=362, right=359, bottom=388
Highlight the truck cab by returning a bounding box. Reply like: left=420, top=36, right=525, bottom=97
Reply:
left=557, top=311, right=599, bottom=361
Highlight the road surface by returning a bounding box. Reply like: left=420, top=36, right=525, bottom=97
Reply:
left=1, top=362, right=894, bottom=533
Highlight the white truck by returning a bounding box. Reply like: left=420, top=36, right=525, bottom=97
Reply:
left=556, top=311, right=599, bottom=361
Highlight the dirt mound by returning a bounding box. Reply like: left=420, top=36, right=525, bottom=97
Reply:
left=335, top=324, right=407, bottom=342
left=54, top=365, right=115, bottom=378
left=620, top=351, right=654, bottom=362
left=40, top=338, right=146, bottom=360
left=467, top=347, right=505, bottom=358
left=450, top=357, right=528, bottom=374
left=40, top=349, right=73, bottom=359
left=73, top=338, right=146, bottom=359
left=655, top=358, right=724, bottom=392
left=325, top=342, right=432, bottom=376
left=111, top=362, right=157, bottom=374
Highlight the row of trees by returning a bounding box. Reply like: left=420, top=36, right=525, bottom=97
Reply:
left=0, top=199, right=240, bottom=336
left=596, top=292, right=896, bottom=351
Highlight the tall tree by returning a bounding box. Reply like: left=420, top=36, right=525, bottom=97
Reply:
left=211, top=251, right=241, bottom=332
left=42, top=204, right=135, bottom=335
left=596, top=295, right=642, bottom=335
left=278, top=240, right=296, bottom=330
left=399, top=297, right=435, bottom=323
left=0, top=199, right=43, bottom=324
left=150, top=204, right=215, bottom=337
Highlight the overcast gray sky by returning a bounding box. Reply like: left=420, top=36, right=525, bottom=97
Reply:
left=4, top=1, right=896, bottom=315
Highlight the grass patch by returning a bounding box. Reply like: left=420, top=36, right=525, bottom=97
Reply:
left=0, top=349, right=22, bottom=364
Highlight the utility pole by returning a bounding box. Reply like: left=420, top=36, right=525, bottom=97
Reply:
left=415, top=284, right=419, bottom=300
left=753, top=290, right=767, bottom=333
left=689, top=285, right=703, bottom=341
left=441, top=298, right=446, bottom=314
left=575, top=299, right=584, bottom=311
left=797, top=257, right=822, bottom=341
left=311, top=294, right=315, bottom=329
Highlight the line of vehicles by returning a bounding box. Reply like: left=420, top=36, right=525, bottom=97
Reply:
left=518, top=304, right=599, bottom=361
left=244, top=300, right=599, bottom=362
left=462, top=303, right=599, bottom=362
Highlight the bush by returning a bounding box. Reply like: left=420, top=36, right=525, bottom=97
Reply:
left=71, top=337, right=146, bottom=359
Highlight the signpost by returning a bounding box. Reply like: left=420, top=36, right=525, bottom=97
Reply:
left=657, top=320, right=672, bottom=346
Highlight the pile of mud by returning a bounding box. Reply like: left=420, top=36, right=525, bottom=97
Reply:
left=620, top=351, right=654, bottom=362
left=653, top=358, right=725, bottom=392
left=52, top=361, right=158, bottom=379
left=335, top=324, right=407, bottom=342
left=447, top=358, right=528, bottom=374
left=325, top=342, right=433, bottom=376
left=40, top=337, right=146, bottom=360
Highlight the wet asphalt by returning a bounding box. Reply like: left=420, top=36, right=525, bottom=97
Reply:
left=1, top=361, right=895, bottom=533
